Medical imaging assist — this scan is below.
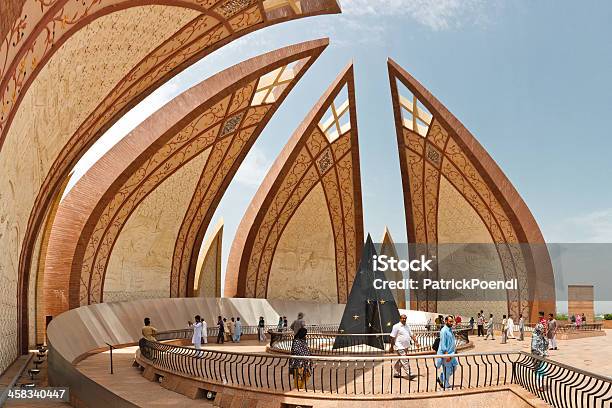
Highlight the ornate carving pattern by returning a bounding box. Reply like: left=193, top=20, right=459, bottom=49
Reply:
left=425, top=143, right=442, bottom=169
left=171, top=56, right=322, bottom=299
left=78, top=69, right=299, bottom=304
left=316, top=148, right=333, bottom=174
left=399, top=109, right=529, bottom=315
left=216, top=0, right=258, bottom=18
left=80, top=94, right=231, bottom=304
left=220, top=111, right=245, bottom=137
left=239, top=108, right=362, bottom=303
left=0, top=0, right=272, bottom=146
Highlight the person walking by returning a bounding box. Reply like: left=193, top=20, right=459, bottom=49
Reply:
left=538, top=311, right=549, bottom=335
left=575, top=312, right=583, bottom=329
left=141, top=317, right=158, bottom=341
left=507, top=314, right=515, bottom=340
left=228, top=317, right=235, bottom=342
left=290, top=313, right=306, bottom=335
left=283, top=316, right=288, bottom=331
left=477, top=312, right=485, bottom=337
left=501, top=315, right=508, bottom=344
left=531, top=321, right=549, bottom=392
left=547, top=313, right=558, bottom=350
left=233, top=317, right=242, bottom=342
left=258, top=316, right=266, bottom=342
left=436, top=315, right=458, bottom=389
left=289, top=328, right=313, bottom=389
left=201, top=316, right=208, bottom=344
left=189, top=315, right=203, bottom=350
left=389, top=314, right=419, bottom=379
left=223, top=317, right=231, bottom=341
left=216, top=316, right=224, bottom=344
left=484, top=314, right=495, bottom=340
left=519, top=314, right=525, bottom=341
left=469, top=316, right=475, bottom=335
left=277, top=316, right=283, bottom=331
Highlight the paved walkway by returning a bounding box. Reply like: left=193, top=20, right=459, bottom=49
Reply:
left=467, top=329, right=611, bottom=378
left=20, top=330, right=604, bottom=407
left=189, top=332, right=611, bottom=378
left=76, top=347, right=213, bottom=407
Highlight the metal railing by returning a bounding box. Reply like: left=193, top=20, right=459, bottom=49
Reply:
left=483, top=322, right=604, bottom=334
left=514, top=353, right=612, bottom=407
left=268, top=328, right=470, bottom=355
left=155, top=324, right=341, bottom=342
left=137, top=339, right=612, bottom=406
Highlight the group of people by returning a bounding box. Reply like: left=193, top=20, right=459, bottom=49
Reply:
left=472, top=310, right=526, bottom=343
left=390, top=314, right=458, bottom=389
left=214, top=316, right=244, bottom=344
left=142, top=309, right=564, bottom=392
left=570, top=312, right=587, bottom=328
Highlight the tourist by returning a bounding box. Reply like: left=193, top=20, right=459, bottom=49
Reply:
left=389, top=314, right=419, bottom=379
left=258, top=317, right=266, bottom=342
left=507, top=314, right=515, bottom=340
left=426, top=317, right=432, bottom=331
left=581, top=313, right=587, bottom=324
left=189, top=315, right=203, bottom=350
left=477, top=312, right=485, bottom=337
left=469, top=316, right=475, bottom=335
left=283, top=316, right=288, bottom=331
left=277, top=316, right=283, bottom=331
left=575, top=312, right=583, bottom=329
left=216, top=316, right=224, bottom=344
left=141, top=317, right=157, bottom=341
left=455, top=315, right=462, bottom=326
left=484, top=314, right=494, bottom=340
left=530, top=321, right=548, bottom=392
left=201, top=316, right=208, bottom=344
left=290, top=312, right=306, bottom=335
left=501, top=315, right=508, bottom=344
left=234, top=317, right=242, bottom=342
left=436, top=315, right=458, bottom=389
left=223, top=317, right=231, bottom=341
left=228, top=317, right=236, bottom=342
left=547, top=313, right=558, bottom=350
left=538, top=311, right=548, bottom=335
left=519, top=314, right=525, bottom=341
left=289, top=328, right=313, bottom=389
left=570, top=314, right=576, bottom=325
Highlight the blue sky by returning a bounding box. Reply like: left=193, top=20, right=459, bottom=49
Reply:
left=68, top=1, right=612, bottom=311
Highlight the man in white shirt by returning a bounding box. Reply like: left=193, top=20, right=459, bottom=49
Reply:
left=389, top=314, right=419, bottom=379
left=201, top=317, right=208, bottom=344
left=189, top=315, right=203, bottom=350
left=506, top=314, right=515, bottom=340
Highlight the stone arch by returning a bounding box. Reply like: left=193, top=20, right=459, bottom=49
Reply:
left=0, top=0, right=339, bottom=356
left=41, top=40, right=327, bottom=333
left=388, top=58, right=555, bottom=321
left=226, top=64, right=364, bottom=303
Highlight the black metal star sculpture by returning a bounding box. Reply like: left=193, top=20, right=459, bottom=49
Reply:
left=333, top=234, right=401, bottom=350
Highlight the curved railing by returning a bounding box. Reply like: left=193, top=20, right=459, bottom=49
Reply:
left=268, top=328, right=471, bottom=355
left=513, top=353, right=612, bottom=407
left=136, top=339, right=612, bottom=406
left=488, top=322, right=604, bottom=334
left=155, top=324, right=341, bottom=342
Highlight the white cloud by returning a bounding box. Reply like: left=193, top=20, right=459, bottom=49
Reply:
left=234, top=147, right=272, bottom=188
left=340, top=0, right=493, bottom=31
left=545, top=208, right=612, bottom=243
